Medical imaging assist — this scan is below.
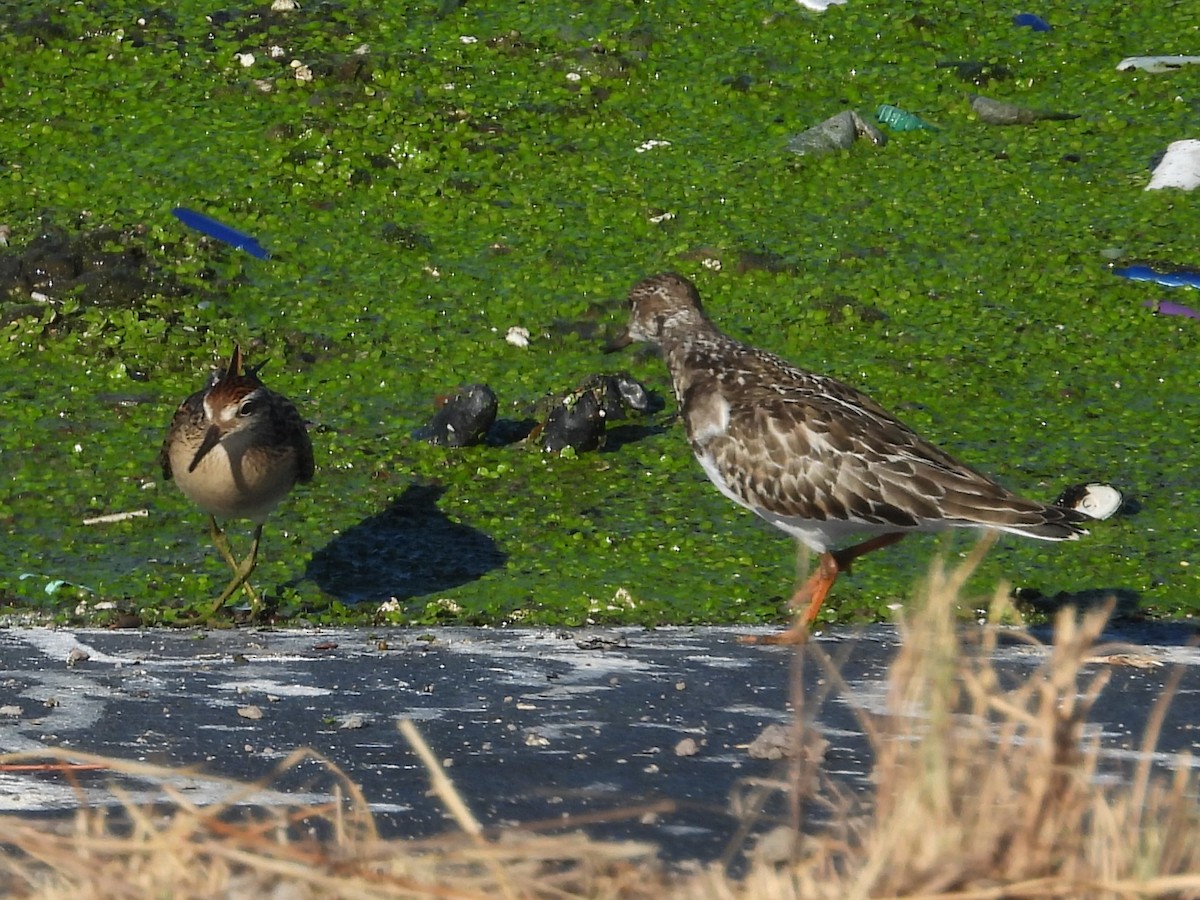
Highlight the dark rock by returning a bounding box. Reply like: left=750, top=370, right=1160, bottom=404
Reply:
left=415, top=384, right=498, bottom=447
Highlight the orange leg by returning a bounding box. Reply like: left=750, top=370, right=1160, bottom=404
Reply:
left=744, top=532, right=907, bottom=645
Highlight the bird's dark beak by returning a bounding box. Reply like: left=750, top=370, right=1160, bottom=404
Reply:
left=188, top=424, right=223, bottom=473
left=602, top=331, right=633, bottom=354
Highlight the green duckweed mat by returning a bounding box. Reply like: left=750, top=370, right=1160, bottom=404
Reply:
left=1, top=1, right=1197, bottom=627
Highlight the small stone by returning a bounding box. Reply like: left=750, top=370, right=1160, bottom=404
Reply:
left=747, top=723, right=793, bottom=760
left=674, top=737, right=699, bottom=757
left=524, top=731, right=550, bottom=747
left=237, top=705, right=264, bottom=720
left=415, top=383, right=498, bottom=447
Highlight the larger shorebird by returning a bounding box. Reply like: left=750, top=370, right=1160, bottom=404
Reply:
left=608, top=273, right=1089, bottom=643
left=161, top=345, right=314, bottom=619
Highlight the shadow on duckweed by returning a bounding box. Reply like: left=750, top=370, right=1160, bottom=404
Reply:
left=305, top=483, right=506, bottom=604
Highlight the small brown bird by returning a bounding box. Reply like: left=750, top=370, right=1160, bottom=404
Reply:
left=160, top=345, right=314, bottom=618
left=608, top=273, right=1090, bottom=643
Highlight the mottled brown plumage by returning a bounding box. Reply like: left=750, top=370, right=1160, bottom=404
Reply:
left=612, top=272, right=1088, bottom=642
left=161, top=345, right=313, bottom=618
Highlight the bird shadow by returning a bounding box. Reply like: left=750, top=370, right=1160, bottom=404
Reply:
left=305, top=483, right=506, bottom=604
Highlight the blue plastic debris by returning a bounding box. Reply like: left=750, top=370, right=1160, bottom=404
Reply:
left=1114, top=265, right=1200, bottom=289
left=172, top=207, right=270, bottom=259
left=1012, top=13, right=1052, bottom=31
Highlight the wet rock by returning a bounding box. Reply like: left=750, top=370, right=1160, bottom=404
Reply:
left=969, top=94, right=1078, bottom=125
left=414, top=384, right=498, bottom=448
left=786, top=110, right=886, bottom=156
left=537, top=372, right=656, bottom=453
left=541, top=387, right=606, bottom=453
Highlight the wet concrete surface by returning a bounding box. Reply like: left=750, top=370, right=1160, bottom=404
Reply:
left=1, top=623, right=1198, bottom=863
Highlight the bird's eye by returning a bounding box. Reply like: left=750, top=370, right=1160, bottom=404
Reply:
left=237, top=398, right=258, bottom=417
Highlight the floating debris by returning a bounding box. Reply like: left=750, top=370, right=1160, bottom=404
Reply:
left=82, top=509, right=149, bottom=526
left=505, top=325, right=531, bottom=348
left=414, top=384, right=498, bottom=447
left=1012, top=13, right=1052, bottom=31
left=1116, top=55, right=1200, bottom=73
left=786, top=110, right=886, bottom=156
left=968, top=94, right=1078, bottom=126
left=1143, top=300, right=1200, bottom=320
left=795, top=0, right=846, bottom=9
left=1054, top=483, right=1124, bottom=521
left=1146, top=139, right=1200, bottom=191
left=936, top=60, right=1014, bottom=85
left=172, top=207, right=270, bottom=259
left=876, top=104, right=937, bottom=131
left=1114, top=265, right=1200, bottom=290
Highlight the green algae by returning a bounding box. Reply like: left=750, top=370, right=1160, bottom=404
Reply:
left=1, top=0, right=1199, bottom=628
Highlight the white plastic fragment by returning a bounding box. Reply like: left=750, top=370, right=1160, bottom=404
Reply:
left=1146, top=139, right=1200, bottom=191
left=1117, top=56, right=1200, bottom=73
left=796, top=0, right=847, bottom=9
left=234, top=52, right=255, bottom=68
left=505, top=326, right=531, bottom=348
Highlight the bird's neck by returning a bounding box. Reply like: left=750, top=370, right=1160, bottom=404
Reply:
left=661, top=319, right=734, bottom=404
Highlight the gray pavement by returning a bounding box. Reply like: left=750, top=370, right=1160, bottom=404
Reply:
left=1, top=623, right=1198, bottom=863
